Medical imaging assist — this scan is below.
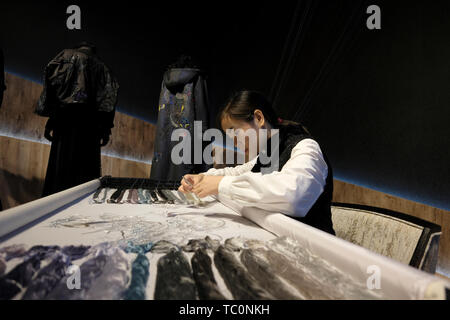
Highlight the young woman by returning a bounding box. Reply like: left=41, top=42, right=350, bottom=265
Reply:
left=179, top=90, right=335, bottom=235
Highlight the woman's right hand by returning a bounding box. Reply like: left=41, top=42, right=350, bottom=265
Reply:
left=178, top=174, right=205, bottom=193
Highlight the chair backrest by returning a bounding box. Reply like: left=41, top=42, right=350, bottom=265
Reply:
left=331, top=203, right=442, bottom=274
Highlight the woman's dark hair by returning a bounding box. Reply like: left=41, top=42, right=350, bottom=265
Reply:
left=217, top=90, right=301, bottom=129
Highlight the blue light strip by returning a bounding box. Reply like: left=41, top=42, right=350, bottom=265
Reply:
left=101, top=150, right=152, bottom=165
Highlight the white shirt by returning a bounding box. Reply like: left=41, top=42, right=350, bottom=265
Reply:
left=203, top=139, right=328, bottom=218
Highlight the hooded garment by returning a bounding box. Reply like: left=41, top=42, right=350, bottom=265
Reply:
left=150, top=68, right=211, bottom=181
left=35, top=47, right=119, bottom=197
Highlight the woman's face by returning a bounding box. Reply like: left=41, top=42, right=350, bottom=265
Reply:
left=221, top=110, right=267, bottom=162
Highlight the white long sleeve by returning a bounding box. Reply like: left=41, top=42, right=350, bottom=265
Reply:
left=214, top=139, right=328, bottom=218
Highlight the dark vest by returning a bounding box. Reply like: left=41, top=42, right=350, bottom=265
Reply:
left=251, top=124, right=335, bottom=235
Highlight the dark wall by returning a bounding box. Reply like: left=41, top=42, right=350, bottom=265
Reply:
left=1, top=1, right=449, bottom=210
left=274, top=0, right=450, bottom=210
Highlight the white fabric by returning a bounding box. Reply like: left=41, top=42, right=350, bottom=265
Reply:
left=203, top=139, right=328, bottom=218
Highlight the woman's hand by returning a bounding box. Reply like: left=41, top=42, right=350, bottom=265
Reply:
left=192, top=175, right=224, bottom=198
left=178, top=174, right=205, bottom=193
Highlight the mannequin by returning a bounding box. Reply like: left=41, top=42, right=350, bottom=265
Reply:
left=36, top=42, right=119, bottom=196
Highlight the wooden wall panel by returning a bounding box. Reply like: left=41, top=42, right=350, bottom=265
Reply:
left=333, top=179, right=450, bottom=277
left=0, top=73, right=154, bottom=210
